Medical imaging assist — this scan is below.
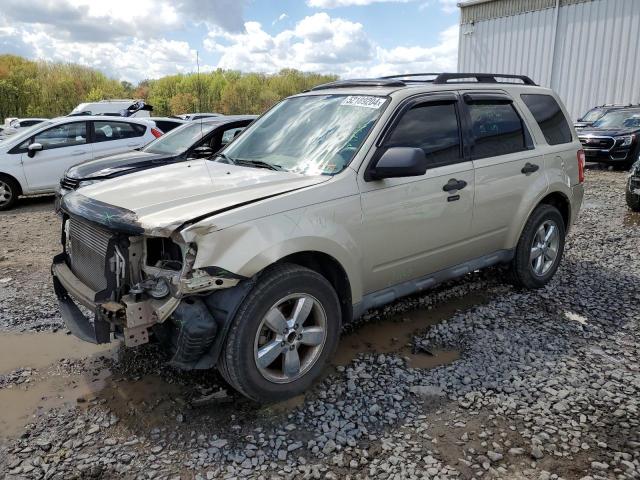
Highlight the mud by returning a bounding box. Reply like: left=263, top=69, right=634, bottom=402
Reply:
left=0, top=332, right=115, bottom=373
left=333, top=292, right=487, bottom=368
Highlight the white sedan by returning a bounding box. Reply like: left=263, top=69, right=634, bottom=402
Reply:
left=0, top=115, right=161, bottom=210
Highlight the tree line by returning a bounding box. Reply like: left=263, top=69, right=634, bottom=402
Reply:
left=0, top=54, right=338, bottom=120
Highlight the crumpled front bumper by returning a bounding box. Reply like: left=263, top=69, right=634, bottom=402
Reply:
left=51, top=254, right=111, bottom=344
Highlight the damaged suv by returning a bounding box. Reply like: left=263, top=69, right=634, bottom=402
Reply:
left=52, top=73, right=584, bottom=402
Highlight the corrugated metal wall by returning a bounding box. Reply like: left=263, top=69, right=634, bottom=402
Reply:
left=458, top=0, right=640, bottom=119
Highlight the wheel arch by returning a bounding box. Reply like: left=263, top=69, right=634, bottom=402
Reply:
left=508, top=188, right=572, bottom=249
left=0, top=172, right=23, bottom=196
left=275, top=250, right=353, bottom=325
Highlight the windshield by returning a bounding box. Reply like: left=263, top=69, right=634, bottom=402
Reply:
left=220, top=94, right=387, bottom=175
left=592, top=110, right=640, bottom=129
left=142, top=121, right=217, bottom=155
left=581, top=108, right=606, bottom=122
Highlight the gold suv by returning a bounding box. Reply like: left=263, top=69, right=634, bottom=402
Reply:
left=52, top=73, right=585, bottom=402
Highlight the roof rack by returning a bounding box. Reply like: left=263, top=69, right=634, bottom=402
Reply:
left=382, top=73, right=536, bottom=85
left=310, top=73, right=537, bottom=91
left=311, top=79, right=406, bottom=91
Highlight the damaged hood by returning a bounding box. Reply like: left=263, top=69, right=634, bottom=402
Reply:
left=62, top=160, right=329, bottom=234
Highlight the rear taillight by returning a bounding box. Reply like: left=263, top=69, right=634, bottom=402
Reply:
left=577, top=149, right=585, bottom=183
left=151, top=127, right=163, bottom=138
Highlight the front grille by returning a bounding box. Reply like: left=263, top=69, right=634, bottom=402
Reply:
left=579, top=137, right=614, bottom=150
left=68, top=218, right=112, bottom=292
left=60, top=176, right=80, bottom=191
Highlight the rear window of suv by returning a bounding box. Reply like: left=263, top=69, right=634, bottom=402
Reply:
left=521, top=94, right=572, bottom=145
left=467, top=101, right=529, bottom=160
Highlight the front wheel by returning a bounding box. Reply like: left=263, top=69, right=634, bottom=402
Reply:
left=218, top=264, right=341, bottom=402
left=0, top=175, right=19, bottom=211
left=509, top=204, right=566, bottom=289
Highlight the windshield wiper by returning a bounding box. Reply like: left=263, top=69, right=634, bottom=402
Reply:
left=212, top=152, right=236, bottom=164
left=234, top=159, right=284, bottom=171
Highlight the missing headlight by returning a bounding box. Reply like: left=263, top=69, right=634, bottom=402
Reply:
left=146, top=237, right=183, bottom=271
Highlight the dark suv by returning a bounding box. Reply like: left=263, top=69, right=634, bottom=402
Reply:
left=578, top=108, right=640, bottom=167
left=574, top=104, right=635, bottom=130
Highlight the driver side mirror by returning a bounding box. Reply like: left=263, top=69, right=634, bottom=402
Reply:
left=27, top=143, right=43, bottom=158
left=191, top=146, right=214, bottom=158
left=368, top=147, right=428, bottom=180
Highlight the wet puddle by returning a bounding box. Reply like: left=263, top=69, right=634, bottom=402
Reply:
left=0, top=331, right=115, bottom=373
left=333, top=291, right=486, bottom=368
left=0, top=332, right=116, bottom=439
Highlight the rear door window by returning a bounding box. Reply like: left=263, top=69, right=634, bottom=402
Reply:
left=93, top=121, right=146, bottom=142
left=521, top=94, right=573, bottom=145
left=384, top=101, right=463, bottom=167
left=466, top=101, right=528, bottom=160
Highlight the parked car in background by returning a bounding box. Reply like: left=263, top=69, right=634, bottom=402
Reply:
left=147, top=117, right=186, bottom=134
left=177, top=113, right=222, bottom=121
left=578, top=108, right=640, bottom=167
left=574, top=104, right=635, bottom=130
left=627, top=158, right=640, bottom=211
left=52, top=73, right=584, bottom=402
left=69, top=100, right=152, bottom=118
left=0, top=118, right=48, bottom=140
left=59, top=115, right=256, bottom=195
left=0, top=116, right=160, bottom=210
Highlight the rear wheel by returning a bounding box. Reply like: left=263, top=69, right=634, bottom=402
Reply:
left=509, top=204, right=566, bottom=289
left=0, top=175, right=19, bottom=211
left=626, top=178, right=640, bottom=212
left=218, top=264, right=341, bottom=402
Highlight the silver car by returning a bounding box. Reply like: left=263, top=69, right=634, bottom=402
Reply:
left=52, top=73, right=585, bottom=402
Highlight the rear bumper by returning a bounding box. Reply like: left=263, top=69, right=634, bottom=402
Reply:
left=51, top=254, right=111, bottom=344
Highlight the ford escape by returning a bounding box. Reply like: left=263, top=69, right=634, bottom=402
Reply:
left=52, top=73, right=584, bottom=402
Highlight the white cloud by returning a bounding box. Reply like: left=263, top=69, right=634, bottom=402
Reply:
left=307, top=0, right=410, bottom=7
left=0, top=0, right=247, bottom=81
left=439, top=0, right=459, bottom=14
left=273, top=13, right=289, bottom=25
left=205, top=14, right=458, bottom=79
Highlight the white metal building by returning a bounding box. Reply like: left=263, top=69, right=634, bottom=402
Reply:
left=457, top=0, right=640, bottom=120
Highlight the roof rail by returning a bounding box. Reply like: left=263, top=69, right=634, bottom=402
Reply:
left=311, top=79, right=406, bottom=91
left=433, top=73, right=536, bottom=85
left=310, top=73, right=537, bottom=92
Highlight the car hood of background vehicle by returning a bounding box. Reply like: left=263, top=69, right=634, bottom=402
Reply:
left=66, top=150, right=175, bottom=180
left=578, top=127, right=640, bottom=137
left=68, top=160, right=329, bottom=234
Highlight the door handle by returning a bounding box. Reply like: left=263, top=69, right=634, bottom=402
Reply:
left=521, top=162, right=539, bottom=174
left=442, top=178, right=468, bottom=192
left=71, top=150, right=88, bottom=156
left=126, top=143, right=138, bottom=147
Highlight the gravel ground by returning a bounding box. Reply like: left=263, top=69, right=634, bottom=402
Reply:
left=0, top=168, right=638, bottom=480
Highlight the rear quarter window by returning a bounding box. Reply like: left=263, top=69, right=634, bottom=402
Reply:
left=521, top=94, right=573, bottom=145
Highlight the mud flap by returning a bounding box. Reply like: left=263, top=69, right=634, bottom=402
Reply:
left=52, top=276, right=110, bottom=344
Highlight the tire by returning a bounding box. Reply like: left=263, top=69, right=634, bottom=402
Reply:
left=509, top=204, right=566, bottom=289
left=0, top=175, right=19, bottom=211
left=218, top=263, right=341, bottom=403
left=626, top=179, right=640, bottom=212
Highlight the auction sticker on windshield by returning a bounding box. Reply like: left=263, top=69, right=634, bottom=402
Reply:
left=341, top=96, right=386, bottom=109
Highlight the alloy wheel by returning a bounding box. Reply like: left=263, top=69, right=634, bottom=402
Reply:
left=253, top=293, right=327, bottom=384
left=0, top=180, right=13, bottom=207
left=530, top=219, right=560, bottom=276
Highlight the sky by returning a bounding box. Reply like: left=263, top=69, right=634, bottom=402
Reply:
left=0, top=0, right=460, bottom=83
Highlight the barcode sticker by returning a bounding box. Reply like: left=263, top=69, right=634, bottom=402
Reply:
left=341, top=96, right=386, bottom=109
